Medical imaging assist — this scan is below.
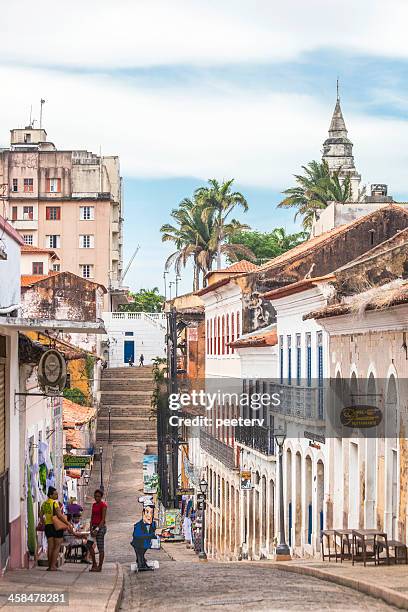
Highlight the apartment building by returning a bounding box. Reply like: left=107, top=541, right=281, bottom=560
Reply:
left=0, top=126, right=124, bottom=309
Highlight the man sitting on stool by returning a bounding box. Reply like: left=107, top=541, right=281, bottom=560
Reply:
left=131, top=497, right=157, bottom=571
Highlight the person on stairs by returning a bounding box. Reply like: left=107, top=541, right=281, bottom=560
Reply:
left=139, top=353, right=144, bottom=367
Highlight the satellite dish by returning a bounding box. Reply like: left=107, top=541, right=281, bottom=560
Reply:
left=38, top=349, right=67, bottom=396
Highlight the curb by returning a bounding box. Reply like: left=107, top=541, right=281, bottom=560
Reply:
left=274, top=562, right=408, bottom=610
left=105, top=562, right=124, bottom=612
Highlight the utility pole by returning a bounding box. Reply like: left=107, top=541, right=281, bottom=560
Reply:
left=175, top=275, right=181, bottom=297
left=167, top=307, right=179, bottom=507
left=169, top=281, right=174, bottom=301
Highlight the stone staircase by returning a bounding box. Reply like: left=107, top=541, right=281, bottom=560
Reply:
left=96, top=366, right=157, bottom=443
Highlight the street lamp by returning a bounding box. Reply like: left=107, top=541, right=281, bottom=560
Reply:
left=274, top=427, right=291, bottom=558
left=198, top=478, right=208, bottom=560
left=99, top=446, right=104, bottom=493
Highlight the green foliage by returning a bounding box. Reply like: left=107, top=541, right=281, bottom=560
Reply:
left=85, top=355, right=95, bottom=380
left=279, top=160, right=353, bottom=231
left=120, top=287, right=164, bottom=313
left=63, top=387, right=87, bottom=406
left=226, top=227, right=307, bottom=265
left=160, top=179, right=254, bottom=290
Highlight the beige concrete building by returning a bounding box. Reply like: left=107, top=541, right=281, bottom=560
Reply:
left=0, top=126, right=124, bottom=309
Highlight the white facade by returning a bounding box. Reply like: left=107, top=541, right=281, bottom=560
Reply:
left=102, top=311, right=166, bottom=366
left=269, top=283, right=331, bottom=557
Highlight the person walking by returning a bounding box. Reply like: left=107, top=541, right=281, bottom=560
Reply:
left=40, top=486, right=72, bottom=571
left=88, top=489, right=107, bottom=572
left=139, top=353, right=144, bottom=367
left=128, top=356, right=134, bottom=367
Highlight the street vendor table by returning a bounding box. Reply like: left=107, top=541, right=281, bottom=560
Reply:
left=352, top=529, right=386, bottom=566
left=333, top=529, right=353, bottom=563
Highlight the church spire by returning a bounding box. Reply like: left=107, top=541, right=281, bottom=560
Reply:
left=328, top=80, right=347, bottom=137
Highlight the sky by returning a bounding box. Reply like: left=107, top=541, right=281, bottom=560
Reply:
left=1, top=0, right=408, bottom=295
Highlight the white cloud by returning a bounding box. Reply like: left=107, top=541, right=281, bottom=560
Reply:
left=0, top=66, right=407, bottom=194
left=1, top=0, right=408, bottom=68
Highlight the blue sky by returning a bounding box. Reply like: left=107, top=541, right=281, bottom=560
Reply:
left=1, top=0, right=408, bottom=295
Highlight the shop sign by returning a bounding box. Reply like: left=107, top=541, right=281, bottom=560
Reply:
left=176, top=487, right=195, bottom=496
left=304, top=431, right=325, bottom=444
left=187, top=327, right=198, bottom=341
left=38, top=349, right=66, bottom=396
left=340, top=406, right=382, bottom=428
left=240, top=470, right=252, bottom=490
left=63, top=454, right=90, bottom=469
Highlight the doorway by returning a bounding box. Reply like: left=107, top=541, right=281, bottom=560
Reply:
left=124, top=340, right=135, bottom=364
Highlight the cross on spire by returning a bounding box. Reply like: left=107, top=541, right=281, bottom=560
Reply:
left=336, top=77, right=340, bottom=101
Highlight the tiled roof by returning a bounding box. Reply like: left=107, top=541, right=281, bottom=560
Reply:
left=262, top=275, right=335, bottom=300
left=197, top=277, right=231, bottom=296
left=63, top=398, right=96, bottom=427
left=231, top=327, right=278, bottom=349
left=218, top=260, right=258, bottom=273
left=21, top=245, right=59, bottom=258
left=65, top=430, right=84, bottom=450
left=0, top=215, right=24, bottom=245
left=21, top=273, right=57, bottom=287
left=305, top=279, right=408, bottom=320
left=257, top=205, right=408, bottom=273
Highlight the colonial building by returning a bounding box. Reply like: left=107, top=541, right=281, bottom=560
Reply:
left=0, top=125, right=125, bottom=309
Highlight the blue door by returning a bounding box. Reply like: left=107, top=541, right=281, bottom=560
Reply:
left=124, top=340, right=135, bottom=363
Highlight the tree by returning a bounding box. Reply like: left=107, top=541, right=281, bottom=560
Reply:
left=278, top=160, right=352, bottom=231
left=226, top=227, right=307, bottom=265
left=161, top=183, right=254, bottom=290
left=195, top=179, right=250, bottom=269
left=120, top=287, right=164, bottom=313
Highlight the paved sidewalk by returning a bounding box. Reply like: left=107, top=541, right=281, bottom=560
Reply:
left=275, top=559, right=408, bottom=609
left=0, top=562, right=122, bottom=611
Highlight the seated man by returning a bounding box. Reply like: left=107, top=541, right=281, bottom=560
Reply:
left=131, top=502, right=158, bottom=571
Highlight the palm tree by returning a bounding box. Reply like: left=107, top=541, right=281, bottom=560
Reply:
left=195, top=179, right=249, bottom=269
left=279, top=160, right=352, bottom=231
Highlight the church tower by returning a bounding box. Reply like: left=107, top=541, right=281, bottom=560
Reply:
left=322, top=85, right=361, bottom=200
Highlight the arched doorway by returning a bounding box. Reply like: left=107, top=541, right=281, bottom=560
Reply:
left=305, top=455, right=313, bottom=546
left=295, top=452, right=302, bottom=546
left=365, top=373, right=377, bottom=528
left=385, top=375, right=398, bottom=538
left=286, top=449, right=293, bottom=546
left=316, top=460, right=324, bottom=550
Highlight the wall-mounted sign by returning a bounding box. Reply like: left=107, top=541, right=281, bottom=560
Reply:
left=63, top=454, right=91, bottom=469
left=340, top=406, right=382, bottom=429
left=240, top=470, right=252, bottom=490
left=304, top=431, right=326, bottom=445
left=38, top=349, right=66, bottom=396
left=187, top=327, right=198, bottom=341
left=176, top=487, right=195, bottom=496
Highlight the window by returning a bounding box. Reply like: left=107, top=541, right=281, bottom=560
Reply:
left=125, top=331, right=134, bottom=336
left=52, top=263, right=61, bottom=272
left=32, top=262, right=43, bottom=275
left=306, top=332, right=312, bottom=387
left=217, top=316, right=221, bottom=355
left=23, top=178, right=33, bottom=193
left=231, top=313, right=235, bottom=353
left=80, top=264, right=93, bottom=279
left=46, top=206, right=61, bottom=220
left=226, top=314, right=230, bottom=355
left=296, top=333, right=301, bottom=386
left=317, top=331, right=324, bottom=418
left=12, top=179, right=18, bottom=192
left=47, top=178, right=61, bottom=193
left=287, top=335, right=292, bottom=385
left=24, top=133, right=31, bottom=143
left=279, top=335, right=284, bottom=384
left=11, top=206, right=17, bottom=221
left=23, top=206, right=33, bottom=220
left=221, top=315, right=225, bottom=355
left=206, top=320, right=210, bottom=354
left=80, top=206, right=94, bottom=220
left=46, top=235, right=60, bottom=249
left=23, top=234, right=33, bottom=245
left=79, top=234, right=94, bottom=248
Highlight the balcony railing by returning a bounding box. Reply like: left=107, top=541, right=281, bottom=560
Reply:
left=235, top=424, right=275, bottom=456
left=200, top=429, right=235, bottom=470
left=270, top=383, right=324, bottom=422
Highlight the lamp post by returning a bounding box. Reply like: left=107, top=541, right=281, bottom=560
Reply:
left=175, top=274, right=181, bottom=297
left=274, top=428, right=291, bottom=558
left=198, top=477, right=208, bottom=560
left=108, top=407, right=112, bottom=444
left=99, top=446, right=104, bottom=492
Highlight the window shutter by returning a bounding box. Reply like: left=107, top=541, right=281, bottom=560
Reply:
left=46, top=178, right=50, bottom=192
left=12, top=207, right=17, bottom=221
left=56, top=207, right=61, bottom=220
left=46, top=207, right=51, bottom=220
left=57, top=178, right=61, bottom=193
left=90, top=235, right=94, bottom=248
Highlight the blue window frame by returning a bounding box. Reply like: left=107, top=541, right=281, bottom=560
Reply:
left=306, top=332, right=312, bottom=387
left=279, top=335, right=284, bottom=384
left=317, top=331, right=324, bottom=418
left=287, top=335, right=292, bottom=385
left=296, top=333, right=301, bottom=386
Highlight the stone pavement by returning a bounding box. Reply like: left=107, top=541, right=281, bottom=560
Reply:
left=0, top=562, right=122, bottom=611
left=275, top=559, right=408, bottom=610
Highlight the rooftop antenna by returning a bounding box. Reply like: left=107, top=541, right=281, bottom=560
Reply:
left=29, top=105, right=32, bottom=128
left=40, top=99, right=46, bottom=130
left=336, top=77, right=340, bottom=102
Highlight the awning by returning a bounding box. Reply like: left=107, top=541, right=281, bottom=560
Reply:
left=0, top=317, right=106, bottom=334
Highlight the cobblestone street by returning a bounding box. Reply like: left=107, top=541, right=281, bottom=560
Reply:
left=105, top=444, right=396, bottom=611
